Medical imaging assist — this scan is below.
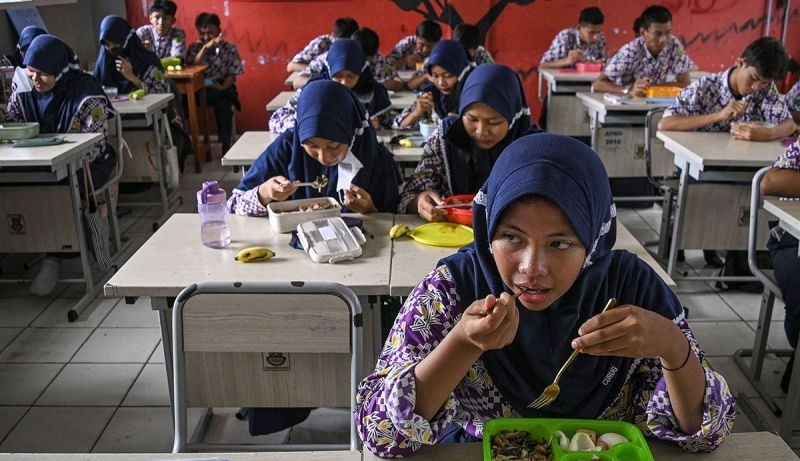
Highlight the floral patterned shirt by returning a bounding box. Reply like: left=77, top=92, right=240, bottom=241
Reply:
left=299, top=51, right=398, bottom=85
left=389, top=35, right=419, bottom=67
left=472, top=46, right=494, bottom=65
left=135, top=25, right=186, bottom=59
left=785, top=81, right=800, bottom=112
left=541, top=28, right=606, bottom=63
left=268, top=89, right=301, bottom=134
left=664, top=68, right=791, bottom=131
left=291, top=33, right=334, bottom=64
left=187, top=40, right=244, bottom=79
left=6, top=91, right=112, bottom=162
left=775, top=138, right=800, bottom=170
left=138, top=64, right=170, bottom=95
left=603, top=36, right=694, bottom=87
left=397, top=122, right=452, bottom=212
left=356, top=265, right=736, bottom=457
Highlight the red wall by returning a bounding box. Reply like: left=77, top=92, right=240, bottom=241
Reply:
left=126, top=0, right=800, bottom=132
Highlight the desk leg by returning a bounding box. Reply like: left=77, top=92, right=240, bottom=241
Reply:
left=667, top=162, right=690, bottom=279
left=152, top=296, right=175, bottom=412
left=185, top=87, right=203, bottom=173
left=199, top=87, right=210, bottom=148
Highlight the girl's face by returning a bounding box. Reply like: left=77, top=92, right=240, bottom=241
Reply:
left=302, top=137, right=348, bottom=167
left=103, top=40, right=124, bottom=58
left=429, top=65, right=458, bottom=95
left=491, top=198, right=586, bottom=312
left=331, top=70, right=360, bottom=89
left=25, top=65, right=56, bottom=93
left=462, top=102, right=510, bottom=150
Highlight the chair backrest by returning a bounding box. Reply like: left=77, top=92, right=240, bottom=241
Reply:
left=172, top=281, right=363, bottom=452
left=749, top=167, right=783, bottom=298
left=644, top=107, right=668, bottom=188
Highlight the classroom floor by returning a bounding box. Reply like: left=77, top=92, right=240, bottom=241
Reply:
left=0, top=149, right=796, bottom=453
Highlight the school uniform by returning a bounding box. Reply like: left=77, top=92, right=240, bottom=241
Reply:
left=135, top=24, right=187, bottom=59
left=603, top=36, right=694, bottom=87
left=471, top=45, right=494, bottom=65
left=187, top=37, right=244, bottom=153
left=397, top=64, right=537, bottom=212
left=230, top=79, right=399, bottom=217
left=290, top=33, right=333, bottom=65
left=357, top=134, right=735, bottom=457
left=300, top=50, right=399, bottom=86
left=664, top=69, right=791, bottom=131
left=8, top=26, right=47, bottom=93
left=541, top=27, right=606, bottom=64
left=785, top=80, right=800, bottom=112
left=388, top=34, right=418, bottom=67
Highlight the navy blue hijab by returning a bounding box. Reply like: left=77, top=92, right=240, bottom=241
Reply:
left=440, top=63, right=537, bottom=196
left=94, top=15, right=162, bottom=93
left=320, top=39, right=391, bottom=118
left=441, top=134, right=683, bottom=418
left=422, top=39, right=473, bottom=118
left=17, top=26, right=47, bottom=52
left=18, top=35, right=112, bottom=134
left=236, top=80, right=399, bottom=212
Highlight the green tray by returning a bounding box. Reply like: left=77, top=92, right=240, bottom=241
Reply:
left=0, top=122, right=39, bottom=140
left=11, top=136, right=65, bottom=148
left=483, top=418, right=654, bottom=461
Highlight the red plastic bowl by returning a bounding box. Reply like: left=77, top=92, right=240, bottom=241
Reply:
left=576, top=62, right=603, bottom=72
left=444, top=194, right=475, bottom=227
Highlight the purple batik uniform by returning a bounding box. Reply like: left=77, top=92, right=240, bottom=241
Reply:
left=541, top=28, right=606, bottom=63
left=603, top=36, right=694, bottom=86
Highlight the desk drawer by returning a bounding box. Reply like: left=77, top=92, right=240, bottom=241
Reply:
left=0, top=185, right=80, bottom=253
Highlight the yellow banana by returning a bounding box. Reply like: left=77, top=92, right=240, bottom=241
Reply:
left=234, top=246, right=276, bottom=262
left=389, top=224, right=410, bottom=239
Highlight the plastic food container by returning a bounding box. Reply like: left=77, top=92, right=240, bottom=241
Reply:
left=483, top=418, right=654, bottom=461
left=576, top=62, right=603, bottom=72
left=644, top=85, right=682, bottom=98
left=0, top=122, right=39, bottom=140
left=296, top=217, right=366, bottom=263
left=267, top=197, right=341, bottom=233
left=444, top=194, right=474, bottom=227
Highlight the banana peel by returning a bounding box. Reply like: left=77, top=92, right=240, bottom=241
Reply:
left=234, top=246, right=276, bottom=262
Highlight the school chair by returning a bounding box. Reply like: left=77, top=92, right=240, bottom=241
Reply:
left=171, top=280, right=363, bottom=452
left=733, top=166, right=795, bottom=441
left=644, top=107, right=678, bottom=259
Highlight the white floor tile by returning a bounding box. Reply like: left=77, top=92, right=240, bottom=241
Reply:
left=101, top=297, right=160, bottom=328
left=200, top=407, right=290, bottom=446
left=0, top=407, right=27, bottom=441
left=288, top=407, right=350, bottom=445
left=91, top=406, right=203, bottom=453
left=0, top=364, right=62, bottom=405
left=0, top=328, right=23, bottom=352
left=31, top=297, right=117, bottom=328
left=679, top=292, right=740, bottom=321
left=0, top=297, right=51, bottom=327
left=0, top=328, right=92, bottom=363
left=73, top=328, right=160, bottom=363
left=749, top=321, right=795, bottom=351
left=689, top=321, right=755, bottom=356
left=148, top=341, right=166, bottom=364
left=722, top=290, right=785, bottom=322
left=37, top=363, right=143, bottom=406
left=121, top=363, right=170, bottom=406
left=0, top=406, right=114, bottom=452
left=709, top=355, right=787, bottom=399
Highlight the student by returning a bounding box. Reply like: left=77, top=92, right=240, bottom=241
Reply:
left=286, top=16, right=358, bottom=73
left=5, top=36, right=117, bottom=295
left=269, top=39, right=391, bottom=133
left=6, top=26, right=47, bottom=94
left=453, top=23, right=494, bottom=65
left=400, top=64, right=539, bottom=221
left=593, top=5, right=694, bottom=96
left=95, top=15, right=169, bottom=95
left=230, top=79, right=399, bottom=216
left=389, top=19, right=442, bottom=90
left=187, top=12, right=244, bottom=155
left=540, top=6, right=605, bottom=69
left=136, top=0, right=186, bottom=60
left=760, top=140, right=800, bottom=393
left=659, top=37, right=794, bottom=140
left=393, top=39, right=473, bottom=129
left=356, top=133, right=735, bottom=456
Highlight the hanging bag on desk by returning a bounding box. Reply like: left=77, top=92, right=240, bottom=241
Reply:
left=162, top=113, right=181, bottom=189
left=82, top=161, right=113, bottom=271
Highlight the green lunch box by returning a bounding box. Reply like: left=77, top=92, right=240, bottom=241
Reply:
left=0, top=122, right=39, bottom=140
left=483, top=418, right=655, bottom=461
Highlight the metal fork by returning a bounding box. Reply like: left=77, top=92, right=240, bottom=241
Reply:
left=528, top=297, right=617, bottom=410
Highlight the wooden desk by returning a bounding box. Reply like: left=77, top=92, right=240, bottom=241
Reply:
left=389, top=90, right=415, bottom=110
left=285, top=71, right=301, bottom=87
left=267, top=91, right=295, bottom=112
left=362, top=431, right=798, bottom=460
left=112, top=93, right=179, bottom=228
left=537, top=69, right=599, bottom=137
left=166, top=65, right=209, bottom=173
left=389, top=216, right=674, bottom=297
left=656, top=131, right=785, bottom=280
left=0, top=133, right=128, bottom=321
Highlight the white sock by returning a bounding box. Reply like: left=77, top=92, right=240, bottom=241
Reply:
left=30, top=258, right=61, bottom=296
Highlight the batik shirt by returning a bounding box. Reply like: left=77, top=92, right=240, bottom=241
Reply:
left=472, top=46, right=494, bottom=65
left=370, top=52, right=399, bottom=84
left=603, top=36, right=694, bottom=86
left=397, top=123, right=455, bottom=211
left=785, top=81, right=800, bottom=112
left=664, top=68, right=791, bottom=131
left=268, top=89, right=301, bottom=134
left=541, top=28, right=606, bottom=63
left=389, top=35, right=427, bottom=80
left=138, top=63, right=170, bottom=95
left=775, top=138, right=800, bottom=171
left=290, top=33, right=334, bottom=64
left=6, top=91, right=111, bottom=162
left=356, top=265, right=736, bottom=457
left=135, top=25, right=186, bottom=59
left=187, top=40, right=244, bottom=79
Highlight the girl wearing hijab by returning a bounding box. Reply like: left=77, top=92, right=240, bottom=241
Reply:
left=400, top=64, right=539, bottom=221
left=269, top=39, right=391, bottom=134
left=5, top=35, right=117, bottom=296
left=357, top=133, right=735, bottom=456
left=393, top=39, right=474, bottom=129
left=230, top=79, right=399, bottom=215
left=4, top=26, right=48, bottom=96
left=95, top=15, right=168, bottom=95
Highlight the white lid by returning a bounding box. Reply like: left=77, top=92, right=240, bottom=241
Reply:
left=296, top=217, right=366, bottom=264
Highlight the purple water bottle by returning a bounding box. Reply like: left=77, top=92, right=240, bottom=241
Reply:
left=197, top=181, right=231, bottom=248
